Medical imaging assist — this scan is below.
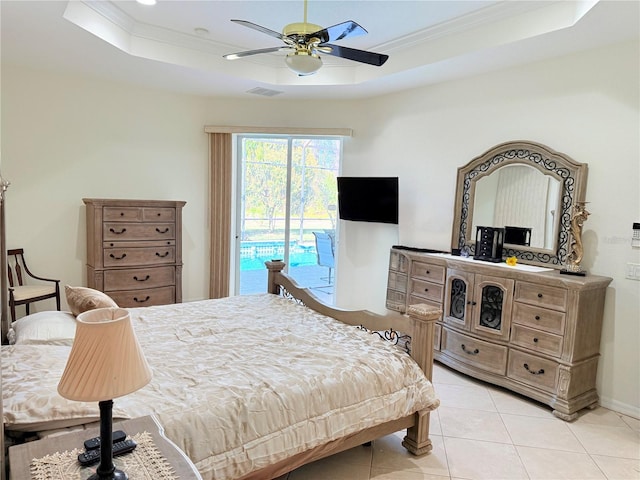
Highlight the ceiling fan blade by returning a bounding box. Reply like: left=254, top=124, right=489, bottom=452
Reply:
left=307, top=20, right=367, bottom=43
left=230, top=19, right=286, bottom=41
left=320, top=44, right=389, bottom=66
left=224, top=46, right=293, bottom=60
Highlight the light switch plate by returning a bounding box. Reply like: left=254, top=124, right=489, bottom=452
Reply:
left=625, top=263, right=640, bottom=280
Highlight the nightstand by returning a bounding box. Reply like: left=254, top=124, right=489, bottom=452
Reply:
left=8, top=415, right=202, bottom=479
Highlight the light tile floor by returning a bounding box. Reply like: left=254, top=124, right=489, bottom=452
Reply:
left=280, top=362, right=640, bottom=480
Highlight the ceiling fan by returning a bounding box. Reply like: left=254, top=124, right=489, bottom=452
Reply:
left=223, top=0, right=389, bottom=76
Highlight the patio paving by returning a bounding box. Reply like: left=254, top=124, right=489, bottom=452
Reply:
left=239, top=264, right=334, bottom=305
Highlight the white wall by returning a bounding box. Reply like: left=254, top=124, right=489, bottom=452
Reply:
left=2, top=38, right=638, bottom=416
left=341, top=40, right=640, bottom=417
left=1, top=67, right=212, bottom=302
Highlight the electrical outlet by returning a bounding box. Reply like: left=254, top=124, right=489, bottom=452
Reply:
left=625, top=263, right=640, bottom=281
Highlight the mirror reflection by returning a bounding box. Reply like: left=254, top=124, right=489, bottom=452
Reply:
left=471, top=164, right=561, bottom=250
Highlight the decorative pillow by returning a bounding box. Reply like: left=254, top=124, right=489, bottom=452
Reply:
left=65, top=286, right=118, bottom=317
left=10, top=311, right=78, bottom=346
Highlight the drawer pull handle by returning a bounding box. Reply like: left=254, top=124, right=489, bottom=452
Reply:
left=156, top=227, right=170, bottom=234
left=133, top=275, right=150, bottom=282
left=533, top=337, right=539, bottom=343
left=537, top=293, right=543, bottom=298
left=156, top=251, right=170, bottom=258
left=109, top=228, right=127, bottom=235
left=109, top=253, right=127, bottom=260
left=134, top=296, right=150, bottom=303
left=523, top=363, right=544, bottom=375
left=426, top=270, right=430, bottom=274
left=424, top=288, right=429, bottom=292
left=120, top=212, right=124, bottom=216
left=535, top=315, right=541, bottom=320
left=461, top=344, right=479, bottom=355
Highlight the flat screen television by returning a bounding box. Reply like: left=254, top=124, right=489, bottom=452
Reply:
left=337, top=176, right=399, bottom=224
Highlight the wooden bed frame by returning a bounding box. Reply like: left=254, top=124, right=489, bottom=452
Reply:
left=2, top=261, right=441, bottom=480
left=253, top=260, right=442, bottom=480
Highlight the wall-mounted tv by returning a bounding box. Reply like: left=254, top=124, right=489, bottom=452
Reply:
left=337, top=176, right=399, bottom=225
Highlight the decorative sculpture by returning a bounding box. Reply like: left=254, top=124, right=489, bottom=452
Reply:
left=561, top=202, right=589, bottom=276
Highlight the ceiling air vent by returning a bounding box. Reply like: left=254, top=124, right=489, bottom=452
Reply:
left=246, top=87, right=283, bottom=97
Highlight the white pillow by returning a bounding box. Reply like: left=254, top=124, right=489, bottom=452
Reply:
left=10, top=311, right=77, bottom=346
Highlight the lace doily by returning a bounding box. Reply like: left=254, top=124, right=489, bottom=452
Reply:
left=30, top=431, right=179, bottom=480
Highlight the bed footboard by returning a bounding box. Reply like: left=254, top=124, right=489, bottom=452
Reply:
left=402, top=303, right=441, bottom=455
left=266, top=260, right=442, bottom=458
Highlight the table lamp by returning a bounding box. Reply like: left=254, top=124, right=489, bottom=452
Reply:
left=58, top=307, right=152, bottom=480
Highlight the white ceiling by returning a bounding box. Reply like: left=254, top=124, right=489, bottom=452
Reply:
left=1, top=0, right=638, bottom=100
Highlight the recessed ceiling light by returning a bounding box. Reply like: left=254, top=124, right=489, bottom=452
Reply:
left=136, top=0, right=157, bottom=5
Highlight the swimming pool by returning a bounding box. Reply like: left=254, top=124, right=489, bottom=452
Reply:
left=240, top=241, right=317, bottom=271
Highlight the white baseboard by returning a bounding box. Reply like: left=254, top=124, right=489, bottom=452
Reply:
left=599, top=396, right=640, bottom=420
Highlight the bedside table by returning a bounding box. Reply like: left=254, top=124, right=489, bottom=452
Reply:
left=8, top=415, right=202, bottom=479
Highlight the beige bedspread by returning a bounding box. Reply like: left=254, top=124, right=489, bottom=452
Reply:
left=3, top=294, right=439, bottom=479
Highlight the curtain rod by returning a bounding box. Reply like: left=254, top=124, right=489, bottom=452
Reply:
left=204, top=126, right=352, bottom=136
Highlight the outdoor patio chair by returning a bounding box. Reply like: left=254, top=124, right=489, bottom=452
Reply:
left=313, top=232, right=335, bottom=286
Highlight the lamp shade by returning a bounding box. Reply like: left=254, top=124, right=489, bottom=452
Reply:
left=58, top=308, right=152, bottom=402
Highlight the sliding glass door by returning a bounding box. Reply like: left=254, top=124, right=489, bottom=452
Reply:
left=235, top=136, right=341, bottom=304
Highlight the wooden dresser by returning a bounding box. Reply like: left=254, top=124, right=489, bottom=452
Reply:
left=387, top=247, right=612, bottom=420
left=84, top=198, right=186, bottom=308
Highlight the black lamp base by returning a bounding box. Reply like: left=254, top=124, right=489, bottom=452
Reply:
left=87, top=469, right=128, bottom=480
left=90, top=400, right=129, bottom=480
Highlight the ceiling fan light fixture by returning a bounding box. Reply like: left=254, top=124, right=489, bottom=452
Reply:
left=282, top=22, right=323, bottom=37
left=285, top=51, right=322, bottom=76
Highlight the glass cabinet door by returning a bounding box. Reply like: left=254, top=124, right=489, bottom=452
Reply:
left=444, top=269, right=474, bottom=330
left=471, top=274, right=514, bottom=340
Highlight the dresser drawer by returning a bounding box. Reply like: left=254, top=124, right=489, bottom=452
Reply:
left=103, top=266, right=175, bottom=291
left=440, top=327, right=508, bottom=375
left=388, top=271, right=407, bottom=293
left=386, top=289, right=407, bottom=313
left=408, top=296, right=441, bottom=311
left=104, top=246, right=176, bottom=267
left=143, top=207, right=176, bottom=222
left=103, top=223, right=175, bottom=242
left=410, top=279, right=443, bottom=303
left=512, top=302, right=565, bottom=335
left=103, top=207, right=176, bottom=223
left=515, top=282, right=567, bottom=312
left=510, top=324, right=563, bottom=358
left=411, top=262, right=445, bottom=284
left=103, top=207, right=143, bottom=222
left=389, top=251, right=409, bottom=273
left=507, top=349, right=559, bottom=393
left=109, top=286, right=175, bottom=308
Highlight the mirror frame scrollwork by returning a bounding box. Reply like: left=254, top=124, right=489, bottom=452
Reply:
left=451, top=140, right=588, bottom=267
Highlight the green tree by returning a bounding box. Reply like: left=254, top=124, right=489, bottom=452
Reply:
left=243, top=138, right=297, bottom=233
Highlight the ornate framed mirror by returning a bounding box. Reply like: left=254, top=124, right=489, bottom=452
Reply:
left=451, top=140, right=588, bottom=267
